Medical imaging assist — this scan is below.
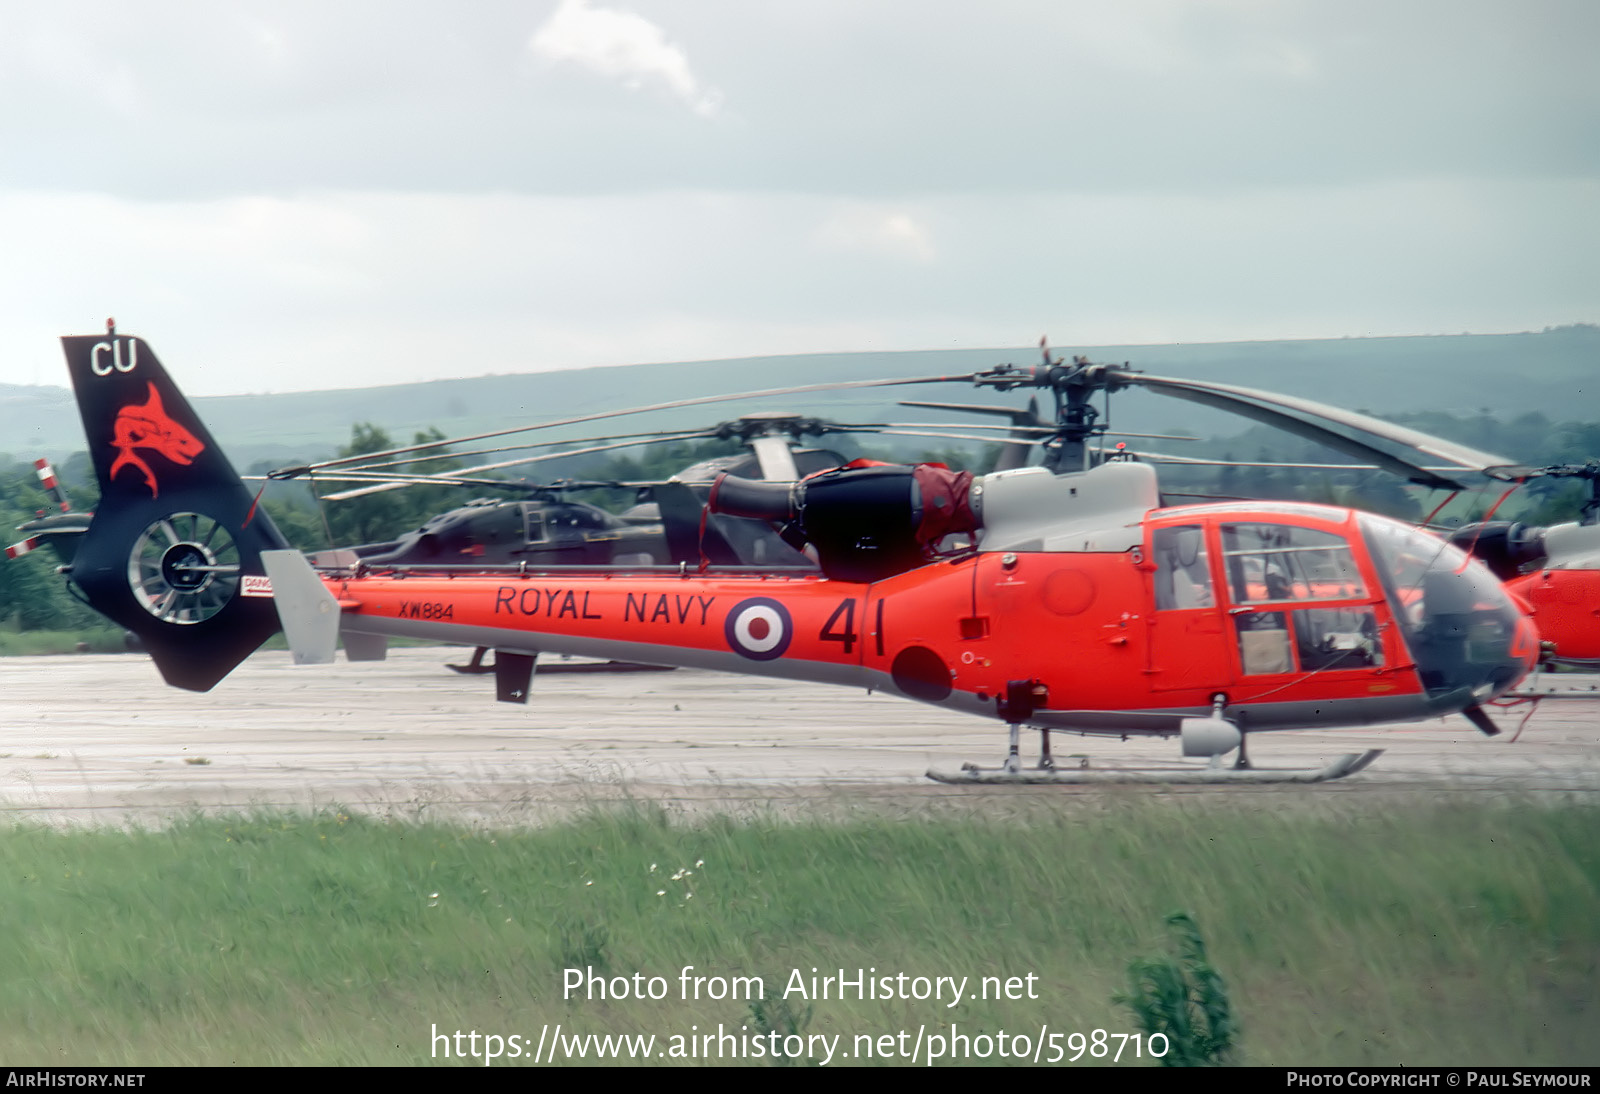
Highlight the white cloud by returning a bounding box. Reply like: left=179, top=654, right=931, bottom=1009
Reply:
left=815, top=206, right=938, bottom=263
left=529, top=0, right=721, bottom=117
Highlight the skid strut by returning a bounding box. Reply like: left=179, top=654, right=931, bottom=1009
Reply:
left=998, top=678, right=1053, bottom=774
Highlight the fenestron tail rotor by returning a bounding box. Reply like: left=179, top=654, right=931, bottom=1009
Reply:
left=126, top=513, right=241, bottom=625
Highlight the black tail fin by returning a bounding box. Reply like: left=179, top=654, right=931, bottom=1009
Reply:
left=60, top=329, right=287, bottom=690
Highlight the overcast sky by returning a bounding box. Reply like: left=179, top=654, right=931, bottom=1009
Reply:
left=0, top=1, right=1594, bottom=395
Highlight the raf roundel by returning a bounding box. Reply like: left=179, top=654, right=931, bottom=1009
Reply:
left=724, top=597, right=793, bottom=661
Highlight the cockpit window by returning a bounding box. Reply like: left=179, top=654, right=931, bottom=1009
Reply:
left=1220, top=523, right=1366, bottom=604
left=1359, top=515, right=1504, bottom=642
left=1152, top=525, right=1214, bottom=610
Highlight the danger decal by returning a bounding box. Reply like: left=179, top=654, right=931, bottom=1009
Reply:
left=724, top=597, right=793, bottom=661
left=240, top=575, right=274, bottom=598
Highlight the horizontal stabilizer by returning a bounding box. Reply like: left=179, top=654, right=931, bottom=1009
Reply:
left=261, top=550, right=339, bottom=665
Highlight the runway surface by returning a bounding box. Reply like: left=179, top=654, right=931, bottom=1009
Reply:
left=2, top=648, right=1597, bottom=825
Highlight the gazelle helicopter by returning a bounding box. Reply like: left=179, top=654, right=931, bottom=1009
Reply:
left=52, top=325, right=1540, bottom=784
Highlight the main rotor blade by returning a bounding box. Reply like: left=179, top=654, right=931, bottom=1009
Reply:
left=1130, top=374, right=1522, bottom=489
left=314, top=473, right=668, bottom=493
left=334, top=425, right=731, bottom=475
left=1128, top=451, right=1469, bottom=471
left=899, top=399, right=1048, bottom=423
left=899, top=402, right=1198, bottom=440
left=1131, top=452, right=1377, bottom=469
left=308, top=471, right=523, bottom=487
left=276, top=371, right=983, bottom=478
left=875, top=420, right=1057, bottom=434
left=1098, top=431, right=1201, bottom=442
left=869, top=428, right=1036, bottom=447
left=318, top=430, right=717, bottom=500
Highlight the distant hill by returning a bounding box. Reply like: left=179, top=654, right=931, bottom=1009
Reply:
left=4, top=325, right=1595, bottom=472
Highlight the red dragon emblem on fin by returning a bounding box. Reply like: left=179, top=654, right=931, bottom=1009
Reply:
left=108, top=382, right=205, bottom=498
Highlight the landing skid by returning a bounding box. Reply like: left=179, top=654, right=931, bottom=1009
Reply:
left=926, top=749, right=1385, bottom=785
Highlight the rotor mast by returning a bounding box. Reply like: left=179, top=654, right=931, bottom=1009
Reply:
left=969, top=341, right=1138, bottom=473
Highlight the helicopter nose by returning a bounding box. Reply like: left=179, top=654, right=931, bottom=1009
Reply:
left=1360, top=514, right=1535, bottom=712
left=1412, top=563, right=1534, bottom=710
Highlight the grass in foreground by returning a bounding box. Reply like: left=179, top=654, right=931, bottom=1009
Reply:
left=0, top=797, right=1594, bottom=1066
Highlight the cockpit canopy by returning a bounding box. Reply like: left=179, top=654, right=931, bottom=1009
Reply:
left=1150, top=507, right=1530, bottom=703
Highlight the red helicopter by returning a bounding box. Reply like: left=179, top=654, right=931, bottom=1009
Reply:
left=53, top=326, right=1540, bottom=783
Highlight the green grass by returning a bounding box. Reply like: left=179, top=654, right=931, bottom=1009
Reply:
left=0, top=798, right=1594, bottom=1066
left=0, top=627, right=128, bottom=656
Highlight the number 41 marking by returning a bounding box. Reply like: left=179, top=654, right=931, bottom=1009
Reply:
left=820, top=598, right=857, bottom=654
